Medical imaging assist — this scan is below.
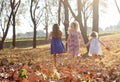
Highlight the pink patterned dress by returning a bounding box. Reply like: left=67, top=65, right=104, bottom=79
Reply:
left=67, top=31, right=80, bottom=56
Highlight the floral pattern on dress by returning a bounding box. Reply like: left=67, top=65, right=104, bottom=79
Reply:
left=67, top=31, right=80, bottom=56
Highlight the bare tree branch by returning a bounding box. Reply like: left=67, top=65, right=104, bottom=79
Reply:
left=0, top=0, right=4, bottom=35
left=115, top=0, right=120, bottom=14
left=58, top=0, right=62, bottom=25
left=34, top=0, right=39, bottom=19
left=14, top=0, right=21, bottom=15
left=36, top=9, right=44, bottom=27
left=30, top=0, right=34, bottom=23
left=0, top=0, right=4, bottom=15
left=61, top=0, right=77, bottom=19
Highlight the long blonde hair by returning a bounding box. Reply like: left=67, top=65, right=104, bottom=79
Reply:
left=68, top=21, right=79, bottom=33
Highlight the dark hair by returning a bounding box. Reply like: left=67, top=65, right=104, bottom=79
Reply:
left=53, top=24, right=59, bottom=31
left=52, top=24, right=62, bottom=38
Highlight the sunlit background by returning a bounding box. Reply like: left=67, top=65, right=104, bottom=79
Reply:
left=1, top=0, right=120, bottom=38
left=99, top=0, right=120, bottom=29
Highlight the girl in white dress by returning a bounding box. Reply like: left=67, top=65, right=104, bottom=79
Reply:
left=86, top=31, right=109, bottom=58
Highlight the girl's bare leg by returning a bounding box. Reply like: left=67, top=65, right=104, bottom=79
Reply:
left=53, top=54, right=56, bottom=66
left=92, top=54, right=97, bottom=65
left=59, top=53, right=63, bottom=65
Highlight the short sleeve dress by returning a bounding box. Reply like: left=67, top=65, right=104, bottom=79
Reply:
left=67, top=31, right=80, bottom=56
left=88, top=38, right=102, bottom=56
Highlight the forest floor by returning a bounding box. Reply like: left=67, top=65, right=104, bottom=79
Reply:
left=0, top=34, right=120, bottom=82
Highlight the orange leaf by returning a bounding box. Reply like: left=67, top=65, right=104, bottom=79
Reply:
left=13, top=70, right=19, bottom=80
left=41, top=68, right=48, bottom=74
left=22, top=78, right=29, bottom=82
left=22, top=64, right=29, bottom=70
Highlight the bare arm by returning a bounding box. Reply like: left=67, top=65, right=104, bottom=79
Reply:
left=67, top=34, right=70, bottom=43
left=99, top=40, right=106, bottom=47
left=99, top=39, right=110, bottom=50
left=85, top=38, right=92, bottom=47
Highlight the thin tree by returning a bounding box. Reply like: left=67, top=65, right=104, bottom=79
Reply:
left=30, top=0, right=44, bottom=48
left=11, top=0, right=21, bottom=48
left=0, top=1, right=13, bottom=50
left=42, top=0, right=58, bottom=42
left=61, top=0, right=69, bottom=50
left=44, top=0, right=48, bottom=42
left=82, top=0, right=92, bottom=33
left=92, top=0, right=99, bottom=32
left=58, top=0, right=62, bottom=25
left=0, top=0, right=5, bottom=36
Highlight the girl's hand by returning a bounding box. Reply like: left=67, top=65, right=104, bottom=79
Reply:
left=85, top=44, right=88, bottom=47
left=64, top=41, right=67, bottom=44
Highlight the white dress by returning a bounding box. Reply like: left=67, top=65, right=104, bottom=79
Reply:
left=88, top=38, right=102, bottom=56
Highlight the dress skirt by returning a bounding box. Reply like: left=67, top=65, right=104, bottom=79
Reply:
left=51, top=38, right=64, bottom=54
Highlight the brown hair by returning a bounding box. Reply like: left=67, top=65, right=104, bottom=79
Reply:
left=52, top=24, right=62, bottom=38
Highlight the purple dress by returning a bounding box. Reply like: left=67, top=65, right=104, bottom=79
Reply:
left=51, top=38, right=64, bottom=54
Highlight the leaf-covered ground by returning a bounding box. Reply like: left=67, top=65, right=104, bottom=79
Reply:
left=0, top=34, right=120, bottom=82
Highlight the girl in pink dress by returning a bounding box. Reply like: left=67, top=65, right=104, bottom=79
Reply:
left=67, top=21, right=81, bottom=58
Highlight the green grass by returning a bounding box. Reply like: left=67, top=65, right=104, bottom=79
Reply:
left=5, top=37, right=46, bottom=42
left=99, top=31, right=120, bottom=36
left=5, top=31, right=120, bottom=42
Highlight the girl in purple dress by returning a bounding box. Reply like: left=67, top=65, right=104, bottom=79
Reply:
left=48, top=24, right=64, bottom=66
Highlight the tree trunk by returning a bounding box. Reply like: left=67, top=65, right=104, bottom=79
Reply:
left=0, top=12, right=12, bottom=50
left=77, top=18, right=88, bottom=44
left=12, top=0, right=21, bottom=48
left=77, top=18, right=89, bottom=52
left=83, top=10, right=87, bottom=34
left=58, top=0, right=62, bottom=25
left=92, top=0, right=99, bottom=32
left=63, top=0, right=69, bottom=51
left=0, top=41, right=3, bottom=50
left=12, top=14, right=16, bottom=48
left=45, top=25, right=48, bottom=42
left=45, top=1, right=48, bottom=42
left=77, top=0, right=89, bottom=51
left=30, top=0, right=37, bottom=48
left=77, top=0, right=88, bottom=42
left=33, top=24, right=36, bottom=48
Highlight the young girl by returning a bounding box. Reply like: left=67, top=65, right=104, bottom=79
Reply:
left=67, top=21, right=81, bottom=58
left=86, top=31, right=109, bottom=58
left=48, top=24, right=64, bottom=66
